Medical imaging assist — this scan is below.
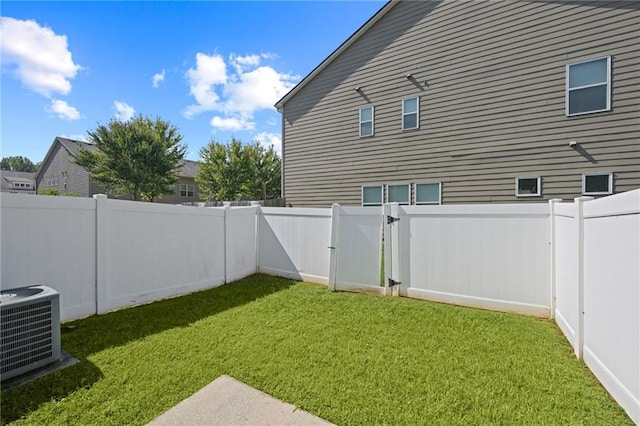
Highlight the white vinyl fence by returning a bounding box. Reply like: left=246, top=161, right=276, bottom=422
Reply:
left=1, top=190, right=638, bottom=423
left=257, top=207, right=331, bottom=284
left=1, top=194, right=97, bottom=321
left=1, top=194, right=258, bottom=321
left=329, top=205, right=384, bottom=294
left=389, top=203, right=551, bottom=316
left=550, top=191, right=640, bottom=423
left=95, top=196, right=230, bottom=314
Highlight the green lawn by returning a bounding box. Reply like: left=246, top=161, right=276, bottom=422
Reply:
left=1, top=274, right=631, bottom=425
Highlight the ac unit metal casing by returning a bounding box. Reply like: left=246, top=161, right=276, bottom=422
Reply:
left=1, top=286, right=61, bottom=381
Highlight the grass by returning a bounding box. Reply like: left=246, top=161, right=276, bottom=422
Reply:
left=1, top=274, right=632, bottom=425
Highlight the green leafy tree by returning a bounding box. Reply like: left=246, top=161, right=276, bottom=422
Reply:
left=0, top=156, right=39, bottom=172
left=246, top=142, right=281, bottom=200
left=196, top=138, right=251, bottom=201
left=74, top=115, right=186, bottom=201
left=196, top=139, right=281, bottom=202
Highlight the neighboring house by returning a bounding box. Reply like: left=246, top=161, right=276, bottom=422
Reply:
left=36, top=137, right=201, bottom=203
left=275, top=0, right=640, bottom=207
left=0, top=170, right=36, bottom=194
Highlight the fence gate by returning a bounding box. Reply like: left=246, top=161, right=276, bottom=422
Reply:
left=328, top=204, right=386, bottom=295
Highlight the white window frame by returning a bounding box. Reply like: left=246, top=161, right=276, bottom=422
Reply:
left=180, top=184, right=194, bottom=197
left=582, top=172, right=613, bottom=195
left=386, top=183, right=411, bottom=205
left=566, top=56, right=611, bottom=116
left=515, top=177, right=541, bottom=198
left=414, top=182, right=442, bottom=205
left=361, top=185, right=383, bottom=207
left=402, top=96, right=420, bottom=130
left=359, top=106, right=374, bottom=137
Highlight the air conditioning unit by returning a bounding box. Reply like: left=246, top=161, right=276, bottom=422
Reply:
left=1, top=286, right=61, bottom=381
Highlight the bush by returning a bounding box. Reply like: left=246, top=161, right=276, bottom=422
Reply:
left=38, top=188, right=60, bottom=196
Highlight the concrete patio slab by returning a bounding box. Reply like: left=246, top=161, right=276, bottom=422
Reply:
left=147, top=375, right=334, bottom=426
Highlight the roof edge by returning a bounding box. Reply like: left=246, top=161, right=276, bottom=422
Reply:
left=274, top=0, right=397, bottom=111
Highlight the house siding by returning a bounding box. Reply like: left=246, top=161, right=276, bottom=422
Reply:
left=281, top=0, right=640, bottom=207
left=36, top=143, right=92, bottom=197
left=156, top=177, right=200, bottom=205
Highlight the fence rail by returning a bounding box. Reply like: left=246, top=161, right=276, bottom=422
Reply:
left=181, top=198, right=287, bottom=207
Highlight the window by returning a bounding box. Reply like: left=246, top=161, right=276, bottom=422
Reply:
left=415, top=182, right=441, bottom=205
left=515, top=177, right=541, bottom=197
left=362, top=185, right=383, bottom=206
left=180, top=184, right=194, bottom=197
left=566, top=56, right=611, bottom=116
left=359, top=106, right=374, bottom=137
left=402, top=96, right=419, bottom=130
left=387, top=184, right=410, bottom=205
left=583, top=173, right=612, bottom=195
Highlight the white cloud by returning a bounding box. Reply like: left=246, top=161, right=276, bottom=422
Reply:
left=184, top=51, right=298, bottom=131
left=47, top=99, right=81, bottom=120
left=0, top=17, right=81, bottom=97
left=225, top=66, right=295, bottom=113
left=210, top=116, right=254, bottom=132
left=229, top=53, right=261, bottom=74
left=113, top=101, right=135, bottom=121
left=184, top=53, right=227, bottom=117
left=152, top=69, right=165, bottom=88
left=254, top=132, right=282, bottom=155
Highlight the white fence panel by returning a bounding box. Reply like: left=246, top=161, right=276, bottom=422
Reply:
left=399, top=204, right=551, bottom=317
left=552, top=202, right=579, bottom=351
left=258, top=207, right=331, bottom=284
left=332, top=206, right=383, bottom=294
left=97, top=198, right=226, bottom=313
left=225, top=206, right=258, bottom=282
left=583, top=190, right=640, bottom=424
left=0, top=194, right=97, bottom=321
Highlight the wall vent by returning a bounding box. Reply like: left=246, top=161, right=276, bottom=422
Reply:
left=1, top=286, right=61, bottom=381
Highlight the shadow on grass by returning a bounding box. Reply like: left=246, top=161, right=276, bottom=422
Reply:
left=61, top=274, right=297, bottom=357
left=0, top=274, right=296, bottom=424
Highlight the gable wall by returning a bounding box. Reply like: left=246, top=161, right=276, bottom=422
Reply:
left=282, top=0, right=640, bottom=207
left=37, top=143, right=92, bottom=197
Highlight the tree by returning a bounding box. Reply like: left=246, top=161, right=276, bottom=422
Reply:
left=0, top=156, right=38, bottom=172
left=196, top=139, right=281, bottom=202
left=75, top=115, right=186, bottom=201
left=246, top=142, right=281, bottom=200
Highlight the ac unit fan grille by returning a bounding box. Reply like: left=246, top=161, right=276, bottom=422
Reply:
left=1, top=300, right=55, bottom=375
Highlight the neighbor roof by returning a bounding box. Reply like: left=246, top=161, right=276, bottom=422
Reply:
left=274, top=0, right=396, bottom=110
left=1, top=170, right=35, bottom=191
left=179, top=159, right=199, bottom=179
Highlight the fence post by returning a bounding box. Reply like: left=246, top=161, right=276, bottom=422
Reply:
left=328, top=203, right=340, bottom=291
left=383, top=204, right=392, bottom=296
left=548, top=198, right=562, bottom=319
left=223, top=202, right=231, bottom=284
left=574, top=196, right=593, bottom=359
left=384, top=203, right=400, bottom=297
left=251, top=201, right=261, bottom=274
left=93, top=194, right=109, bottom=315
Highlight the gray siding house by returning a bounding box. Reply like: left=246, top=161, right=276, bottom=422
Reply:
left=275, top=0, right=640, bottom=207
left=0, top=170, right=36, bottom=194
left=36, top=137, right=201, bottom=203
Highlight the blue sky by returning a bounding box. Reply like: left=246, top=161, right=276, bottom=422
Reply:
left=1, top=1, right=386, bottom=162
